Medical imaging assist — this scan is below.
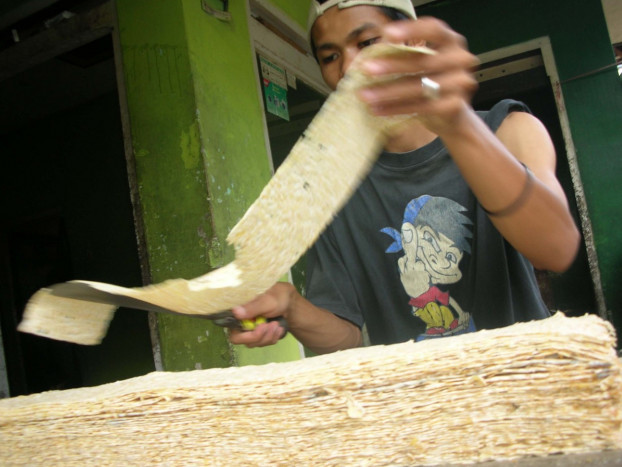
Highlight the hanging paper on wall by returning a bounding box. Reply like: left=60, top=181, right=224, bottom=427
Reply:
left=260, top=56, right=289, bottom=121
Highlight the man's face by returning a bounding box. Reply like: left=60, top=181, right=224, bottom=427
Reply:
left=311, top=6, right=392, bottom=90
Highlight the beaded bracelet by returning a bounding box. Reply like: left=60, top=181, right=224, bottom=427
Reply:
left=482, top=162, right=534, bottom=217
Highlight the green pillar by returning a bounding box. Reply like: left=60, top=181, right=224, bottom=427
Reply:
left=115, top=0, right=302, bottom=370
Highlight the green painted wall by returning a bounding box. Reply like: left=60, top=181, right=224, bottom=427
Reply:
left=181, top=0, right=303, bottom=367
left=417, top=0, right=622, bottom=325
left=115, top=0, right=302, bottom=370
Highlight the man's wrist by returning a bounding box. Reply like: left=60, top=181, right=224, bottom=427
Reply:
left=429, top=101, right=477, bottom=141
left=280, top=281, right=299, bottom=324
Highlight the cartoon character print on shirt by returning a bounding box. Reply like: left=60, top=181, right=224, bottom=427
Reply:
left=381, top=195, right=477, bottom=341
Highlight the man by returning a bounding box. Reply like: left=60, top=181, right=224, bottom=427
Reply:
left=229, top=0, right=580, bottom=354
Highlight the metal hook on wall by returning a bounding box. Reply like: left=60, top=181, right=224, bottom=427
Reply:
left=201, top=0, right=231, bottom=22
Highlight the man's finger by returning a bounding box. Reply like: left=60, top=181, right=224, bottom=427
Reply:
left=383, top=16, right=466, bottom=50
left=228, top=322, right=284, bottom=347
left=232, top=292, right=278, bottom=319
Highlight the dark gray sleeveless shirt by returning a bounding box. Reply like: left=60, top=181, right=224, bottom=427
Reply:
left=305, top=99, right=550, bottom=345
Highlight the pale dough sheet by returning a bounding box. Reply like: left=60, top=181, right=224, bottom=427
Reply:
left=18, top=44, right=434, bottom=345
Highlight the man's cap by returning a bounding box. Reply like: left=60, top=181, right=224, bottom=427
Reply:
left=307, top=0, right=417, bottom=36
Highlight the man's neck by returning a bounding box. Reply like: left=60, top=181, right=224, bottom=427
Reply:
left=383, top=119, right=437, bottom=153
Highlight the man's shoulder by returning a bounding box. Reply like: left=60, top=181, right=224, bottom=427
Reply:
left=475, top=99, right=531, bottom=132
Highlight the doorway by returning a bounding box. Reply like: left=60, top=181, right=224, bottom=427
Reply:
left=0, top=4, right=154, bottom=397
left=473, top=41, right=600, bottom=318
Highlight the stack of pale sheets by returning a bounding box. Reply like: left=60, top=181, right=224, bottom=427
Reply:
left=1, top=312, right=621, bottom=466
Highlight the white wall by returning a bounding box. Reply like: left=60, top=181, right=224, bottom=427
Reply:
left=603, top=0, right=622, bottom=44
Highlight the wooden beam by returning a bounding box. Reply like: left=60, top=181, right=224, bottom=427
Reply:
left=0, top=1, right=114, bottom=82
left=0, top=0, right=61, bottom=31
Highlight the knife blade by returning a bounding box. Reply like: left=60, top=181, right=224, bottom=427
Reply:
left=47, top=282, right=287, bottom=333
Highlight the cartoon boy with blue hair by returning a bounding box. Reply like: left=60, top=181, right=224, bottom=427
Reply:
left=381, top=195, right=476, bottom=340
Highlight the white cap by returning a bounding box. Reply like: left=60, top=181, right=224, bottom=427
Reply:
left=307, top=0, right=417, bottom=37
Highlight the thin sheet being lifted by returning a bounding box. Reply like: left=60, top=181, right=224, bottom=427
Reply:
left=18, top=44, right=435, bottom=345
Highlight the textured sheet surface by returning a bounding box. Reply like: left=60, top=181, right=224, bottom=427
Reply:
left=2, top=313, right=622, bottom=466
left=18, top=44, right=433, bottom=344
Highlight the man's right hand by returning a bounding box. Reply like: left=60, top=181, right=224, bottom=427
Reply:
left=227, top=281, right=363, bottom=354
left=228, top=282, right=294, bottom=348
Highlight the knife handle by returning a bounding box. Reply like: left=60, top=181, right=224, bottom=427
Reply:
left=240, top=316, right=288, bottom=334
left=214, top=315, right=288, bottom=336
